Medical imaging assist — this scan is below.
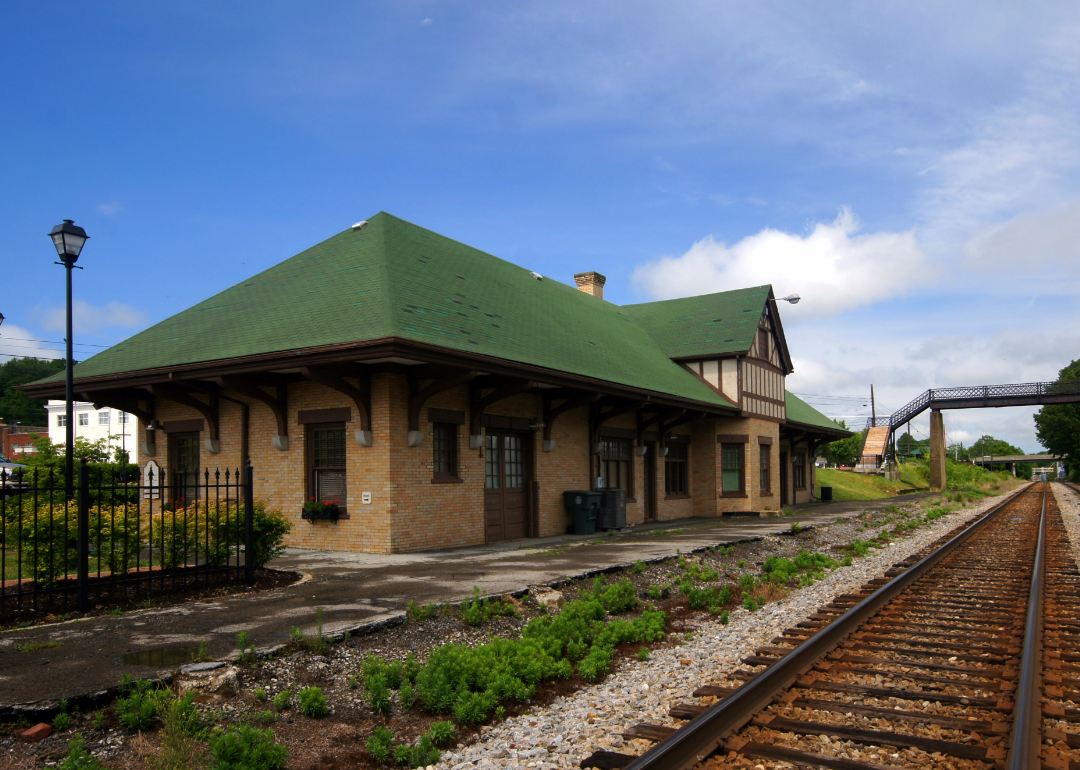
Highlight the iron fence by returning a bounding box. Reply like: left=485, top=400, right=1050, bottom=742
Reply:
left=1, top=460, right=254, bottom=619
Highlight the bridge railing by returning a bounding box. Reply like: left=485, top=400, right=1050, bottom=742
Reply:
left=862, top=380, right=1080, bottom=434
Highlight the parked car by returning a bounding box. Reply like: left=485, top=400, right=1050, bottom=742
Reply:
left=1, top=453, right=28, bottom=497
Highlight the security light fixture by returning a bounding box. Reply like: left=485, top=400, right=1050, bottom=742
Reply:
left=778, top=294, right=800, bottom=304
left=48, top=219, right=89, bottom=264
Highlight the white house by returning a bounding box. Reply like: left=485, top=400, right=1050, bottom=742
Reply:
left=45, top=400, right=136, bottom=459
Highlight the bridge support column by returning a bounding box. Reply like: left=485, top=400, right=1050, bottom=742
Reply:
left=930, top=409, right=947, bottom=492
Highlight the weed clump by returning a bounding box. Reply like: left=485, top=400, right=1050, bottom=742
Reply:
left=58, top=735, right=102, bottom=770
left=297, top=686, right=329, bottom=718
left=208, top=725, right=288, bottom=770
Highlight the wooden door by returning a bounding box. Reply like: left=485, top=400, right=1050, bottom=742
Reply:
left=484, top=432, right=530, bottom=542
left=779, top=450, right=789, bottom=507
left=169, top=432, right=200, bottom=504
left=643, top=443, right=656, bottom=521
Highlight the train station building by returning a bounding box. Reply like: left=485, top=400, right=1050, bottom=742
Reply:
left=22, top=212, right=849, bottom=553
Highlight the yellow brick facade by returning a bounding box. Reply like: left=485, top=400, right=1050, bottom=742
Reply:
left=138, top=381, right=806, bottom=553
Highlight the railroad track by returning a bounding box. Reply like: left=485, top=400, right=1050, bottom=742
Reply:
left=582, top=482, right=1075, bottom=770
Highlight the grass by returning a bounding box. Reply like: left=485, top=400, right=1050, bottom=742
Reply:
left=16, top=640, right=63, bottom=652
left=815, top=468, right=923, bottom=501
left=817, top=460, right=1022, bottom=502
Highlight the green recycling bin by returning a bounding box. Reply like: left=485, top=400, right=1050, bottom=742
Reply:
left=563, top=490, right=602, bottom=535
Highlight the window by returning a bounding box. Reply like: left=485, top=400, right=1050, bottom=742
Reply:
left=118, top=413, right=130, bottom=424
left=759, top=445, right=771, bottom=493
left=721, top=444, right=744, bottom=494
left=169, top=432, right=200, bottom=504
left=793, top=453, right=806, bottom=489
left=758, top=329, right=769, bottom=359
left=599, top=438, right=632, bottom=491
left=308, top=423, right=347, bottom=509
left=98, top=411, right=110, bottom=425
left=78, top=413, right=89, bottom=426
left=665, top=443, right=688, bottom=497
left=57, top=414, right=67, bottom=427
left=432, top=423, right=459, bottom=482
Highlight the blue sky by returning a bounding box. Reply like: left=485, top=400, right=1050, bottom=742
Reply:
left=3, top=2, right=1079, bottom=452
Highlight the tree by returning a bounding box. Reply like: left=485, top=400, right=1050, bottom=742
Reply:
left=0, top=357, right=65, bottom=426
left=822, top=421, right=864, bottom=467
left=968, top=435, right=1024, bottom=459
left=1035, top=358, right=1080, bottom=480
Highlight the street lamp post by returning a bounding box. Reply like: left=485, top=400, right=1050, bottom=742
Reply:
left=48, top=220, right=88, bottom=498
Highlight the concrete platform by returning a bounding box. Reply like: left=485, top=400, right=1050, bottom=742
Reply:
left=0, top=493, right=936, bottom=714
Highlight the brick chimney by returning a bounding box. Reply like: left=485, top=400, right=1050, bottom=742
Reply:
left=574, top=271, right=606, bottom=300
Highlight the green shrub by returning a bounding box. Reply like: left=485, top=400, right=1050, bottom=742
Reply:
left=255, top=710, right=276, bottom=724
left=594, top=577, right=638, bottom=614
left=637, top=647, right=650, bottom=661
left=53, top=712, right=72, bottom=730
left=116, top=689, right=161, bottom=731
left=461, top=586, right=489, bottom=626
left=394, top=735, right=441, bottom=768
left=407, top=600, right=437, bottom=621
left=399, top=680, right=417, bottom=710
left=366, top=726, right=395, bottom=763
left=647, top=584, right=662, bottom=600
left=367, top=673, right=392, bottom=715
left=208, top=725, right=288, bottom=770
left=742, top=595, right=759, bottom=612
left=250, top=501, right=292, bottom=568
left=236, top=631, right=256, bottom=665
left=297, top=687, right=328, bottom=718
left=427, top=719, right=457, bottom=747
left=719, top=610, right=730, bottom=625
left=272, top=690, right=291, bottom=712
left=631, top=559, right=647, bottom=574
left=58, top=735, right=103, bottom=770
left=253, top=688, right=267, bottom=702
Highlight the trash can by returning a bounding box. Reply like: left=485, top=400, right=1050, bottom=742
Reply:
left=819, top=486, right=833, bottom=502
left=563, top=490, right=602, bottom=535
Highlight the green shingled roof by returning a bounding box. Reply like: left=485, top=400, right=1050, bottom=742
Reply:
left=622, top=286, right=773, bottom=359
left=44, top=212, right=736, bottom=408
left=785, top=391, right=848, bottom=433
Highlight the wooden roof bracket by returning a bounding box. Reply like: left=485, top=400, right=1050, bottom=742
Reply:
left=408, top=370, right=477, bottom=447
left=657, top=410, right=703, bottom=456
left=147, top=383, right=221, bottom=453
left=300, top=366, right=372, bottom=447
left=591, top=399, right=646, bottom=454
left=469, top=379, right=536, bottom=448
left=542, top=392, right=600, bottom=452
left=215, top=376, right=290, bottom=451
left=635, top=407, right=664, bottom=456
left=82, top=389, right=157, bottom=458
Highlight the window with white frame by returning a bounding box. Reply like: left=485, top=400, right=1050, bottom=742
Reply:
left=118, top=413, right=129, bottom=424
left=98, top=411, right=110, bottom=425
left=78, top=413, right=89, bottom=426
left=57, top=414, right=67, bottom=427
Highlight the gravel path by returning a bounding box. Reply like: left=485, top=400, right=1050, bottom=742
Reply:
left=438, top=487, right=1027, bottom=770
left=1054, top=482, right=1080, bottom=565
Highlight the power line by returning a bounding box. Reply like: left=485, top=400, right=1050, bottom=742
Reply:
left=0, top=336, right=110, bottom=348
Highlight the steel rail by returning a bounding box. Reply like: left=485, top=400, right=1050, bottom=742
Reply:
left=621, top=484, right=1035, bottom=770
left=1007, top=481, right=1048, bottom=769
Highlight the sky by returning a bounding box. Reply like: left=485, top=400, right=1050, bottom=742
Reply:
left=2, top=1, right=1079, bottom=453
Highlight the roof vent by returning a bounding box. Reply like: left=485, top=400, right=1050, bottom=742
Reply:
left=352, top=221, right=369, bottom=230
left=529, top=271, right=543, bottom=281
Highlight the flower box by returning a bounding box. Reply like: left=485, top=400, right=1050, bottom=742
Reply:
left=301, top=501, right=340, bottom=523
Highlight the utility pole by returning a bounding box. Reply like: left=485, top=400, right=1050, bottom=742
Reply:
left=870, top=385, right=876, bottom=426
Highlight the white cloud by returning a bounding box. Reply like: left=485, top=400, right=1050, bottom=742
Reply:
left=97, top=202, right=123, bottom=215
left=0, top=323, right=63, bottom=363
left=420, top=17, right=432, bottom=25
left=41, top=301, right=148, bottom=335
left=632, top=208, right=934, bottom=318
left=964, top=197, right=1080, bottom=269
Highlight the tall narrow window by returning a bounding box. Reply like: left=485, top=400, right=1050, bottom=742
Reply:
left=485, top=434, right=500, bottom=489
left=793, top=452, right=807, bottom=490
left=759, top=444, right=771, bottom=493
left=721, top=444, right=744, bottom=494
left=599, top=438, right=632, bottom=491
left=432, top=423, right=459, bottom=482
left=758, top=329, right=769, bottom=359
left=308, top=422, right=347, bottom=509
left=665, top=443, right=688, bottom=497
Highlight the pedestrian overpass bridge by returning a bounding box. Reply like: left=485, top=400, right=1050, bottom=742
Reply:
left=858, top=380, right=1080, bottom=490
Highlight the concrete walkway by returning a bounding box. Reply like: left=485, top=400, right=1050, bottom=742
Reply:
left=0, top=493, right=937, bottom=714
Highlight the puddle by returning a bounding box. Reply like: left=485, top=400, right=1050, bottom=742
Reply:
left=114, top=645, right=202, bottom=667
